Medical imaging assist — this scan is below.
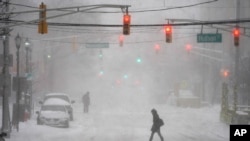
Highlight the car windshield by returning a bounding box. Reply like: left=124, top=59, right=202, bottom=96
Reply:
left=44, top=95, right=70, bottom=102
left=41, top=105, right=66, bottom=112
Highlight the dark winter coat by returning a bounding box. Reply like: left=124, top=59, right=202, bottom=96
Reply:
left=151, top=110, right=164, bottom=132
left=82, top=93, right=90, bottom=106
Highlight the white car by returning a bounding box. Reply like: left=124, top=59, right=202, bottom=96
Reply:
left=36, top=98, right=70, bottom=128
left=40, top=93, right=75, bottom=120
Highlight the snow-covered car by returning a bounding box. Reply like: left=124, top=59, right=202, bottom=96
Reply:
left=40, top=93, right=75, bottom=120
left=36, top=98, right=70, bottom=128
left=176, top=90, right=201, bottom=108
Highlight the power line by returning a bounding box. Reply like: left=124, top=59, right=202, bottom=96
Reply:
left=24, top=34, right=196, bottom=46
left=5, top=18, right=250, bottom=28
left=8, top=2, right=38, bottom=9
left=79, top=0, right=219, bottom=13
left=6, top=0, right=218, bottom=14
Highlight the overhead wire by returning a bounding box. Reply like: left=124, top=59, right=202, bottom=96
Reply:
left=7, top=0, right=218, bottom=14
left=24, top=33, right=196, bottom=46
left=19, top=23, right=222, bottom=37
left=77, top=0, right=219, bottom=13
left=8, top=2, right=38, bottom=9
left=5, top=0, right=250, bottom=41
left=131, top=0, right=218, bottom=13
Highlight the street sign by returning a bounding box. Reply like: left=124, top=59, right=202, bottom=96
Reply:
left=85, top=43, right=109, bottom=48
left=26, top=73, right=32, bottom=80
left=197, top=33, right=222, bottom=43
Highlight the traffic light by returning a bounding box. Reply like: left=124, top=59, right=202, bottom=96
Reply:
left=123, top=74, right=128, bottom=79
left=136, top=56, right=142, bottom=63
left=98, top=70, right=104, bottom=77
left=221, top=69, right=229, bottom=78
left=98, top=50, right=103, bottom=59
left=223, top=70, right=229, bottom=77
left=154, top=44, right=160, bottom=54
left=233, top=27, right=240, bottom=47
left=165, top=25, right=172, bottom=43
left=123, top=14, right=131, bottom=35
left=119, top=35, right=124, bottom=47
left=185, top=44, right=192, bottom=53
left=38, top=2, right=48, bottom=34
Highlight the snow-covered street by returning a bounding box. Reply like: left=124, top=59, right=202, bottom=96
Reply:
left=5, top=103, right=229, bottom=141
left=1, top=1, right=250, bottom=141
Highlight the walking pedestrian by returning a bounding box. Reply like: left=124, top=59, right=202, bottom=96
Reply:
left=82, top=91, right=90, bottom=113
left=149, top=108, right=164, bottom=141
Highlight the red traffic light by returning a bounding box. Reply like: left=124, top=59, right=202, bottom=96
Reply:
left=123, top=14, right=131, bottom=35
left=165, top=25, right=172, bottom=43
left=221, top=69, right=229, bottom=78
left=154, top=44, right=160, bottom=50
left=223, top=70, right=229, bottom=77
left=233, top=28, right=240, bottom=37
left=119, top=35, right=124, bottom=47
left=123, top=14, right=131, bottom=24
left=165, top=25, right=172, bottom=34
left=185, top=44, right=192, bottom=52
left=233, top=27, right=240, bottom=46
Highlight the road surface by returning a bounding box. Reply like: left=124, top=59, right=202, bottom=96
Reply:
left=4, top=103, right=229, bottom=141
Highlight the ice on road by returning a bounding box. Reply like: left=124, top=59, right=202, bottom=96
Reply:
left=5, top=103, right=229, bottom=141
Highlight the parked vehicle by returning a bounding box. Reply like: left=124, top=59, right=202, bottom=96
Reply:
left=39, top=93, right=75, bottom=120
left=36, top=98, right=70, bottom=128
left=0, top=132, right=7, bottom=141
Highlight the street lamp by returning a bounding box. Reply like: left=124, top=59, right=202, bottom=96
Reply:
left=15, top=33, right=21, bottom=132
left=24, top=38, right=31, bottom=119
left=25, top=38, right=30, bottom=76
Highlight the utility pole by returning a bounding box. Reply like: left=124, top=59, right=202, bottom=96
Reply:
left=233, top=0, right=240, bottom=112
left=1, top=0, right=11, bottom=136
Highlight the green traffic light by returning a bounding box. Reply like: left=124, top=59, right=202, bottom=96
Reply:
left=136, top=57, right=142, bottom=63
left=123, top=74, right=128, bottom=79
left=99, top=54, right=103, bottom=58
left=100, top=70, right=104, bottom=75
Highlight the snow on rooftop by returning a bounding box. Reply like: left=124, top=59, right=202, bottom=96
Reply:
left=45, top=93, right=68, bottom=96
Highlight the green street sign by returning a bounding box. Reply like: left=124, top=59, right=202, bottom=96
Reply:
left=197, top=33, right=222, bottom=43
left=85, top=43, right=109, bottom=48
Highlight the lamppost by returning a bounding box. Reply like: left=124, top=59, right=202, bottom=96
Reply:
left=25, top=38, right=30, bottom=75
left=15, top=33, right=21, bottom=132
left=24, top=38, right=31, bottom=119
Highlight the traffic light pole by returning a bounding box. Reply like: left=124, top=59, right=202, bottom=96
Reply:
left=233, top=0, right=240, bottom=112
left=1, top=0, right=11, bottom=136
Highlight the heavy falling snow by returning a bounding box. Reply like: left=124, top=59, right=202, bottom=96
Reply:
left=1, top=0, right=250, bottom=141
